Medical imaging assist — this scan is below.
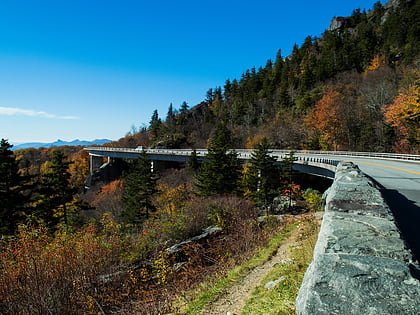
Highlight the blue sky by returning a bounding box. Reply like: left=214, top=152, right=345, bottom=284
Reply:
left=0, top=0, right=384, bottom=144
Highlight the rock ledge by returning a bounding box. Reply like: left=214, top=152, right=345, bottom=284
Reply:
left=296, top=162, right=420, bottom=314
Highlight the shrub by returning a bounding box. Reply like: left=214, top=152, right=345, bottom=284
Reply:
left=0, top=222, right=126, bottom=314
left=302, top=188, right=323, bottom=212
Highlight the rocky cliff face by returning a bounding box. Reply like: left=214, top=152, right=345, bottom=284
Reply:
left=328, top=0, right=412, bottom=32
left=384, top=0, right=413, bottom=10
left=328, top=16, right=350, bottom=32
left=296, top=162, right=420, bottom=314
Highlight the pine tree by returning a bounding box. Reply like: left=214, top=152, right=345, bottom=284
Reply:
left=180, top=101, right=189, bottom=114
left=36, top=150, right=75, bottom=229
left=166, top=103, right=176, bottom=133
left=242, top=138, right=280, bottom=206
left=280, top=151, right=297, bottom=211
left=272, top=49, right=284, bottom=85
left=188, top=149, right=200, bottom=171
left=121, top=151, right=157, bottom=225
left=149, top=109, right=163, bottom=139
left=195, top=124, right=241, bottom=196
left=177, top=101, right=189, bottom=130
left=0, top=139, right=32, bottom=234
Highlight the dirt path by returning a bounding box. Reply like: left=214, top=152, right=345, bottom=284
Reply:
left=200, top=224, right=302, bottom=315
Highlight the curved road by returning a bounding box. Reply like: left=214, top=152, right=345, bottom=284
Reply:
left=350, top=158, right=420, bottom=206
left=301, top=154, right=420, bottom=206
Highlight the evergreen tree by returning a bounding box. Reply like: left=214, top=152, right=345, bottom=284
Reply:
left=37, top=150, right=75, bottom=228
left=149, top=109, right=163, bottom=139
left=272, top=49, right=284, bottom=85
left=180, top=101, right=189, bottom=114
left=0, top=139, right=32, bottom=234
left=121, top=151, right=157, bottom=225
left=242, top=138, right=280, bottom=206
left=177, top=101, right=189, bottom=129
left=166, top=103, right=176, bottom=133
left=206, top=88, right=214, bottom=103
left=280, top=151, right=297, bottom=211
left=211, top=87, right=225, bottom=119
left=196, top=124, right=240, bottom=195
left=167, top=103, right=174, bottom=120
left=188, top=149, right=200, bottom=171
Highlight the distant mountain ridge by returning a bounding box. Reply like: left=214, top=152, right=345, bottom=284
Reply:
left=12, top=139, right=112, bottom=151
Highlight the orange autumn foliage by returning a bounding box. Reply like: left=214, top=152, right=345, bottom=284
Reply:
left=366, top=55, right=385, bottom=72
left=383, top=84, right=420, bottom=130
left=92, top=180, right=125, bottom=218
left=305, top=89, right=341, bottom=149
left=101, top=179, right=124, bottom=194
left=383, top=77, right=420, bottom=153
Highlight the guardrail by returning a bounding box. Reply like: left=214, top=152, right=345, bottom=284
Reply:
left=84, top=147, right=420, bottom=162
left=272, top=150, right=420, bottom=162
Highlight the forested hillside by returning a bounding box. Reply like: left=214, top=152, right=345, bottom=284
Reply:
left=112, top=0, right=419, bottom=153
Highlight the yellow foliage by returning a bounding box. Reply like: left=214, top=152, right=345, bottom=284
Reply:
left=100, top=212, right=121, bottom=234
left=40, top=160, right=53, bottom=175
left=245, top=134, right=266, bottom=149
left=68, top=150, right=90, bottom=188
left=302, top=188, right=323, bottom=211
left=384, top=83, right=420, bottom=129
left=240, top=164, right=255, bottom=198
left=383, top=72, right=419, bottom=152
left=155, top=184, right=192, bottom=216
left=152, top=251, right=174, bottom=285
left=366, top=55, right=385, bottom=72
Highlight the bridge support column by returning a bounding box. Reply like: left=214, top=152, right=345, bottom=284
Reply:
left=150, top=160, right=168, bottom=173
left=90, top=155, right=104, bottom=175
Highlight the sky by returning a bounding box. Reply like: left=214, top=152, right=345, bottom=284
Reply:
left=0, top=0, right=385, bottom=144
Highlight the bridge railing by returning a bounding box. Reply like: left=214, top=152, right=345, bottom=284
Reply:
left=84, top=147, right=420, bottom=162
left=272, top=150, right=420, bottom=162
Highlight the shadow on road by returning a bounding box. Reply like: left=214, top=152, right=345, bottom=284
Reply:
left=380, top=188, right=420, bottom=263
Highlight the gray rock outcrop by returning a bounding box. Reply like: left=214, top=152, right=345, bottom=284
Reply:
left=166, top=226, right=222, bottom=254
left=296, top=162, right=420, bottom=314
left=328, top=16, right=350, bottom=32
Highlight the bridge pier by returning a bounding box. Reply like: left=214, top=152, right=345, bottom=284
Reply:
left=150, top=159, right=185, bottom=172
left=90, top=155, right=109, bottom=175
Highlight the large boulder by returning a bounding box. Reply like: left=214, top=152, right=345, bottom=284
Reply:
left=272, top=196, right=296, bottom=213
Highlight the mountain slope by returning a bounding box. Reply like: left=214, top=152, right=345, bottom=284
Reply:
left=113, top=0, right=419, bottom=153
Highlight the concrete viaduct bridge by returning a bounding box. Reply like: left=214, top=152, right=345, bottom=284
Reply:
left=85, top=146, right=420, bottom=206
left=85, top=147, right=420, bottom=313
left=86, top=147, right=339, bottom=178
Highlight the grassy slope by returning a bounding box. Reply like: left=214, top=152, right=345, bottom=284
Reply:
left=178, top=216, right=320, bottom=314
left=241, top=219, right=319, bottom=314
